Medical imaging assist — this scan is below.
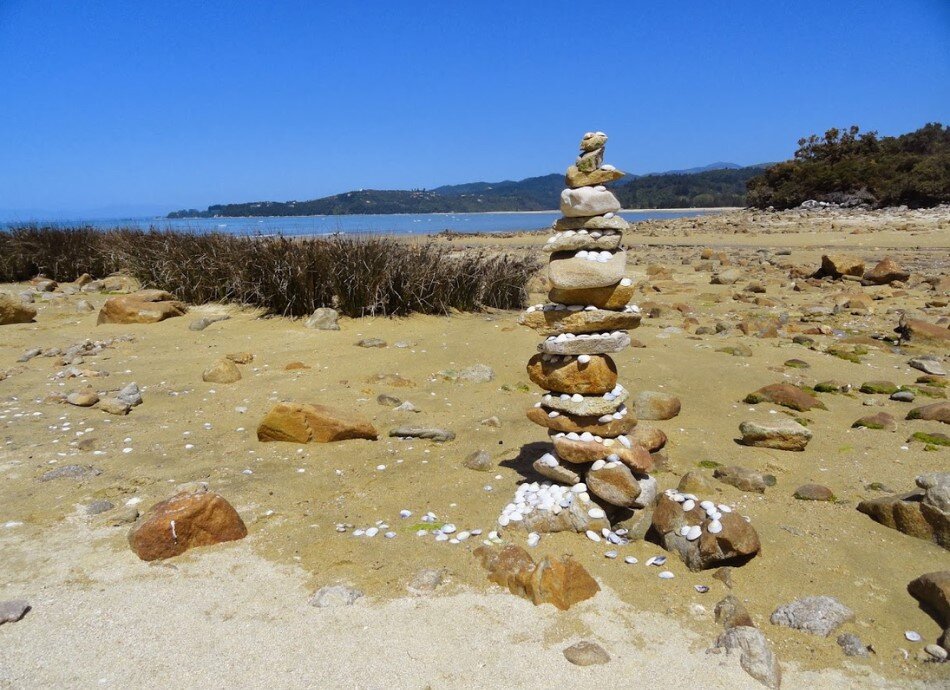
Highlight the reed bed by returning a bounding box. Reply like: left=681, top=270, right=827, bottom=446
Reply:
left=0, top=226, right=540, bottom=317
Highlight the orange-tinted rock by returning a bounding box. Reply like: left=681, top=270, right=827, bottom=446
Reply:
left=547, top=282, right=636, bottom=310
left=630, top=424, right=668, bottom=452
left=817, top=254, right=864, bottom=279
left=0, top=294, right=37, bottom=325
left=744, top=383, right=826, bottom=412
left=864, top=257, right=910, bottom=285
left=202, top=357, right=241, bottom=384
left=526, top=353, right=617, bottom=395
left=257, top=402, right=379, bottom=443
left=526, top=406, right=636, bottom=436
left=97, top=290, right=187, bottom=325
left=586, top=462, right=642, bottom=507
left=128, top=490, right=247, bottom=561
left=896, top=318, right=950, bottom=348
left=520, top=308, right=641, bottom=336
left=474, top=545, right=599, bottom=611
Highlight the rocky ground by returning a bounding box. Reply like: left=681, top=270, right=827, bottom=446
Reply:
left=0, top=207, right=948, bottom=688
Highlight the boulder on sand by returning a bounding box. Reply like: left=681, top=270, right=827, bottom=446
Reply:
left=474, top=544, right=599, bottom=610
left=257, top=402, right=378, bottom=443
left=0, top=293, right=37, bottom=325
left=128, top=488, right=247, bottom=561
left=97, top=290, right=187, bottom=325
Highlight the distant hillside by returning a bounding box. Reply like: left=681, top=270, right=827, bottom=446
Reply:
left=747, top=123, right=949, bottom=209
left=168, top=164, right=762, bottom=218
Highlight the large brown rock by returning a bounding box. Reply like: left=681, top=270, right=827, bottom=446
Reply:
left=128, top=490, right=247, bottom=561
left=857, top=490, right=949, bottom=549
left=651, top=494, right=761, bottom=571
left=817, top=254, right=864, bottom=279
left=548, top=281, right=635, bottom=310
left=526, top=406, right=636, bottom=437
left=474, top=545, right=599, bottom=611
left=864, top=257, right=910, bottom=284
left=520, top=308, right=641, bottom=336
left=630, top=424, right=668, bottom=452
left=553, top=435, right=654, bottom=474
left=907, top=401, right=950, bottom=424
left=895, top=317, right=950, bottom=349
left=526, top=353, right=617, bottom=395
left=743, top=383, right=826, bottom=412
left=907, top=571, right=950, bottom=628
left=548, top=250, right=626, bottom=290
left=0, top=293, right=36, bottom=325
left=257, top=402, right=378, bottom=443
left=97, top=290, right=187, bottom=325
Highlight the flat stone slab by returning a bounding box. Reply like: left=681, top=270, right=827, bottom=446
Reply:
left=521, top=307, right=641, bottom=336
left=538, top=331, right=631, bottom=355
left=549, top=250, right=626, bottom=290
left=543, top=230, right=622, bottom=253
left=541, top=386, right=628, bottom=417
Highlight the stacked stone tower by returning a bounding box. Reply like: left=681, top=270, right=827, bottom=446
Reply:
left=500, top=132, right=653, bottom=539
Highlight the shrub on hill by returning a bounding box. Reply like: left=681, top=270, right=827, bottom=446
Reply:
left=746, top=123, right=950, bottom=209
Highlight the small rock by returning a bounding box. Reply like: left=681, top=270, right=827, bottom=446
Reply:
left=257, top=403, right=378, bottom=443
left=463, top=450, right=492, bottom=471
left=852, top=412, right=897, bottom=432
left=39, top=464, right=102, bottom=482
left=116, top=382, right=143, bottom=407
left=925, top=644, right=948, bottom=662
left=479, top=416, right=501, bottom=428
left=891, top=390, right=916, bottom=403
left=189, top=314, right=230, bottom=331
left=407, top=569, right=445, bottom=595
left=377, top=394, right=402, bottom=407
left=66, top=390, right=99, bottom=407
left=715, top=626, right=782, bottom=689
left=837, top=633, right=870, bottom=657
left=85, top=500, right=115, bottom=515
left=76, top=299, right=95, bottom=313
left=907, top=401, right=950, bottom=424
left=715, top=595, right=755, bottom=629
left=794, top=484, right=835, bottom=502
left=97, top=397, right=131, bottom=415
left=309, top=584, right=363, bottom=608
left=393, top=401, right=420, bottom=413
left=458, top=364, right=495, bottom=383
left=389, top=427, right=455, bottom=442
left=356, top=338, right=386, bottom=348
left=202, top=358, right=242, bottom=384
left=0, top=600, right=30, bottom=625
left=744, top=383, right=825, bottom=412
left=305, top=307, right=340, bottom=331
left=909, top=357, right=946, bottom=377
left=770, top=595, right=854, bottom=637
left=739, top=419, right=812, bottom=451
left=563, top=641, right=610, bottom=666
left=633, top=390, right=681, bottom=420
left=714, top=466, right=776, bottom=493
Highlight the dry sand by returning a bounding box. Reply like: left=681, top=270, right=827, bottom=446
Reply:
left=1, top=207, right=949, bottom=688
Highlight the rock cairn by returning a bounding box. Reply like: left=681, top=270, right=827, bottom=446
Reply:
left=504, top=132, right=651, bottom=540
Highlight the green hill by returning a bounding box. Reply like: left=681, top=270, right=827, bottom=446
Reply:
left=167, top=166, right=764, bottom=218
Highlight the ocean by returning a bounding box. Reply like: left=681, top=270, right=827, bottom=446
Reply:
left=0, top=209, right=727, bottom=237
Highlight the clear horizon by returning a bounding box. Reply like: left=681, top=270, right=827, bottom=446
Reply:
left=1, top=0, right=948, bottom=218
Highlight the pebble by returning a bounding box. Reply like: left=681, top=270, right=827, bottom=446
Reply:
left=658, top=571, right=675, bottom=579
left=585, top=530, right=601, bottom=542
left=624, top=556, right=638, bottom=564
left=925, top=644, right=948, bottom=661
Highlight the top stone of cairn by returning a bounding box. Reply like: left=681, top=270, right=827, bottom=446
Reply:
left=580, top=131, right=608, bottom=152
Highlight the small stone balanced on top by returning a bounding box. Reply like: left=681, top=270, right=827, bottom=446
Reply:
left=499, top=132, right=652, bottom=540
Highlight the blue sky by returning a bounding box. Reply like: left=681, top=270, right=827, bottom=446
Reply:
left=0, top=0, right=947, bottom=218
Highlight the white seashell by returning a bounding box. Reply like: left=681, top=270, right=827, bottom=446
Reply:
left=571, top=483, right=587, bottom=493
left=700, top=500, right=715, bottom=511
left=566, top=432, right=580, bottom=441
left=577, top=250, right=589, bottom=259
left=509, top=512, right=523, bottom=522
left=695, top=585, right=710, bottom=594
left=624, top=556, right=638, bottom=564
left=672, top=493, right=686, bottom=503
left=527, top=532, right=540, bottom=547
left=658, top=571, right=675, bottom=579
left=619, top=435, right=631, bottom=448
left=679, top=525, right=691, bottom=537
left=578, top=354, right=591, bottom=364
left=707, top=519, right=723, bottom=534
left=718, top=504, right=732, bottom=513
left=353, top=529, right=365, bottom=537
left=548, top=410, right=560, bottom=418
left=620, top=278, right=632, bottom=286
left=588, top=507, right=606, bottom=519
left=685, top=525, right=702, bottom=541
left=399, top=509, right=412, bottom=518
left=602, top=164, right=616, bottom=171
left=905, top=630, right=922, bottom=642
left=456, top=531, right=470, bottom=541
left=591, top=459, right=606, bottom=471
left=682, top=499, right=696, bottom=512
left=585, top=530, right=601, bottom=542
left=526, top=306, right=535, bottom=313
left=682, top=494, right=697, bottom=501
left=365, top=527, right=379, bottom=537
left=590, top=231, right=602, bottom=239
left=646, top=555, right=667, bottom=567
left=416, top=529, right=428, bottom=536
left=441, top=524, right=456, bottom=534
left=385, top=531, right=396, bottom=539
left=435, top=533, right=448, bottom=542
left=571, top=393, right=584, bottom=402
left=605, top=550, right=618, bottom=559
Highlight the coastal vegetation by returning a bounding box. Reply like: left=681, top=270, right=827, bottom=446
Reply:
left=0, top=226, right=539, bottom=317
left=746, top=122, right=949, bottom=209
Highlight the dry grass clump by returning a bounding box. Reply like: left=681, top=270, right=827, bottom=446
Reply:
left=0, top=226, right=539, bottom=317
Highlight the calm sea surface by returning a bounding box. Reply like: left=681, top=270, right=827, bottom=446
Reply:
left=2, top=209, right=725, bottom=237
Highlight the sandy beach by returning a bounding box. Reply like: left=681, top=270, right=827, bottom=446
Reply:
left=1, top=207, right=948, bottom=688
